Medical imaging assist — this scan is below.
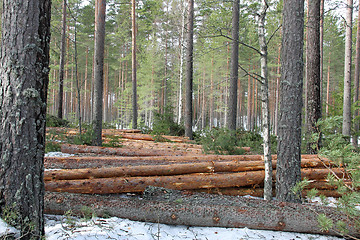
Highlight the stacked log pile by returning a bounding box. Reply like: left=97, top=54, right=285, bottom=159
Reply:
left=44, top=153, right=350, bottom=197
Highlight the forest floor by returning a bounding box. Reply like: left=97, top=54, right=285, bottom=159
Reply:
left=0, top=128, right=353, bottom=239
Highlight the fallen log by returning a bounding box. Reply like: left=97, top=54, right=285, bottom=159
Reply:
left=44, top=159, right=336, bottom=181
left=44, top=188, right=360, bottom=237
left=195, top=187, right=344, bottom=198
left=44, top=168, right=347, bottom=194
left=60, top=144, right=196, bottom=157
left=45, top=171, right=265, bottom=194
left=44, top=154, right=333, bottom=169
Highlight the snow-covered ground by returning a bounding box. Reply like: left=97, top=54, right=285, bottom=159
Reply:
left=45, top=215, right=345, bottom=240
left=0, top=213, right=345, bottom=240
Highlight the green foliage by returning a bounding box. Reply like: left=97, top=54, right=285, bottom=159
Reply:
left=80, top=206, right=96, bottom=221
left=152, top=107, right=184, bottom=137
left=66, top=124, right=93, bottom=146
left=1, top=204, right=20, bottom=228
left=199, top=128, right=246, bottom=155
left=292, top=178, right=312, bottom=196
left=317, top=214, right=333, bottom=232
left=46, top=114, right=70, bottom=127
left=307, top=116, right=360, bottom=236
left=236, top=130, right=278, bottom=154
left=45, top=141, right=61, bottom=153
left=102, top=135, right=123, bottom=148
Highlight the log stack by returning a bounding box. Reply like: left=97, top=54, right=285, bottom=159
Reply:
left=44, top=153, right=350, bottom=197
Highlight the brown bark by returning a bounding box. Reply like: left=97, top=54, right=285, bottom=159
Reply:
left=196, top=187, right=344, bottom=198
left=45, top=171, right=265, bottom=194
left=277, top=0, right=305, bottom=203
left=44, top=189, right=360, bottom=237
left=92, top=0, right=106, bottom=146
left=0, top=1, right=51, bottom=238
left=44, top=158, right=336, bottom=181
left=44, top=154, right=332, bottom=169
left=60, top=144, right=197, bottom=157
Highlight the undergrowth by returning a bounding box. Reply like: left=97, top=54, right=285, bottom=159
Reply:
left=295, top=116, right=360, bottom=238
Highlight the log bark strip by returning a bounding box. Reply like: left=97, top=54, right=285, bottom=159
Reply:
left=44, top=159, right=335, bottom=181
left=45, top=154, right=332, bottom=169
left=44, top=189, right=360, bottom=237
left=61, top=144, right=194, bottom=156
left=45, top=171, right=265, bottom=194
left=44, top=169, right=347, bottom=195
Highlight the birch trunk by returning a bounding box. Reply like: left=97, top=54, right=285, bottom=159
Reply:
left=258, top=0, right=272, bottom=201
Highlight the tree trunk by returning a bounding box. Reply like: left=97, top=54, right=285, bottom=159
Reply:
left=276, top=0, right=305, bottom=203
left=131, top=0, right=138, bottom=129
left=305, top=0, right=321, bottom=153
left=227, top=0, right=239, bottom=131
left=342, top=0, right=353, bottom=136
left=353, top=9, right=360, bottom=147
left=57, top=0, right=67, bottom=119
left=44, top=189, right=360, bottom=237
left=92, top=0, right=106, bottom=146
left=258, top=0, right=273, bottom=201
left=326, top=52, right=331, bottom=116
left=0, top=1, right=51, bottom=238
left=185, top=0, right=194, bottom=139
left=177, top=0, right=186, bottom=125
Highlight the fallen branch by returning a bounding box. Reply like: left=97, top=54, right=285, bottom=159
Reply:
left=44, top=188, right=360, bottom=237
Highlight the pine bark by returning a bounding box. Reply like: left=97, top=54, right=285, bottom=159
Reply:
left=0, top=0, right=51, bottom=238
left=227, top=0, right=240, bottom=131
left=92, top=0, right=106, bottom=146
left=276, top=0, right=305, bottom=203
left=44, top=189, right=360, bottom=237
left=305, top=0, right=321, bottom=153
left=185, top=0, right=194, bottom=139
left=342, top=0, right=353, bottom=136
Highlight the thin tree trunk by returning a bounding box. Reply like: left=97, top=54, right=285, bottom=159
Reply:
left=276, top=0, right=305, bottom=203
left=319, top=0, right=324, bottom=111
left=247, top=70, right=252, bottom=131
left=131, top=0, right=138, bottom=129
left=353, top=10, right=360, bottom=147
left=342, top=0, right=353, bottom=136
left=0, top=1, right=51, bottom=238
left=57, top=0, right=67, bottom=119
left=326, top=52, right=331, bottom=116
left=258, top=0, right=272, bottom=201
left=74, top=16, right=82, bottom=133
left=185, top=0, right=194, bottom=139
left=177, top=0, right=186, bottom=125
left=274, top=46, right=281, bottom=135
left=227, top=0, right=240, bottom=131
left=92, top=0, right=106, bottom=146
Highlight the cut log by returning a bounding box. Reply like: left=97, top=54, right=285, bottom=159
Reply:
left=44, top=168, right=348, bottom=195
left=45, top=154, right=333, bottom=169
left=44, top=159, right=336, bottom=181
left=45, top=171, right=265, bottom=194
left=60, top=144, right=196, bottom=157
left=44, top=188, right=360, bottom=237
left=195, top=187, right=344, bottom=198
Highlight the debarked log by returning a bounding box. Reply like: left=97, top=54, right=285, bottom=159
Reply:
left=44, top=188, right=360, bottom=237
left=44, top=159, right=336, bottom=181
left=45, top=171, right=265, bottom=194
